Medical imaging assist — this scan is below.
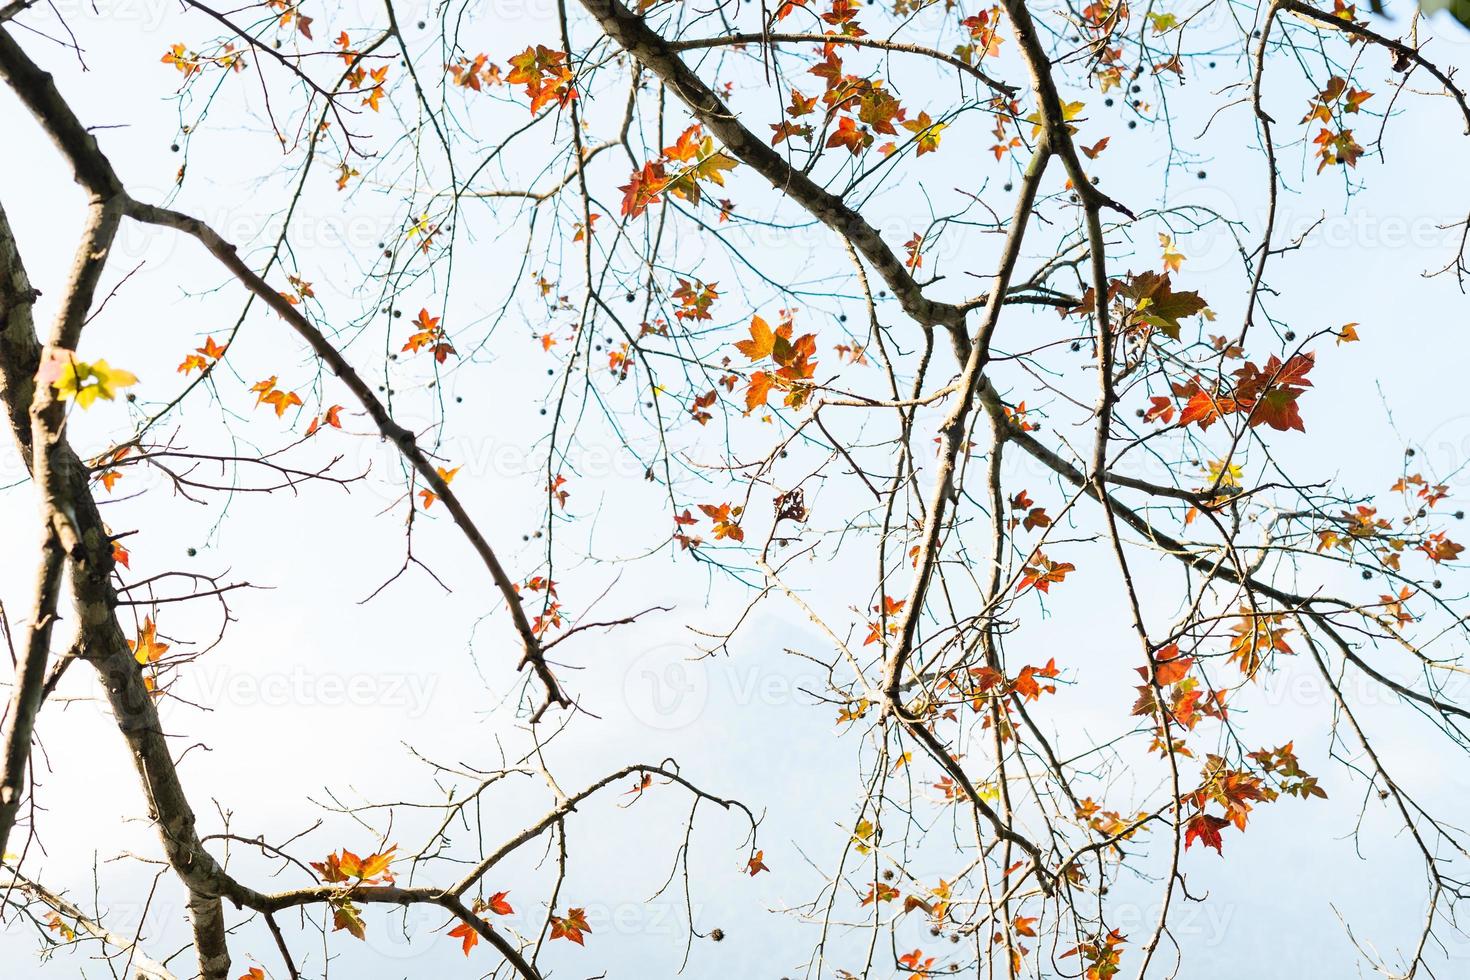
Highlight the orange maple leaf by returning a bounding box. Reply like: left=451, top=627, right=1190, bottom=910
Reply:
left=549, top=907, right=591, bottom=945
left=448, top=921, right=479, bottom=955
left=129, top=617, right=170, bottom=665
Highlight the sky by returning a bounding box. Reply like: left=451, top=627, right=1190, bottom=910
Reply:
left=1, top=0, right=1470, bottom=977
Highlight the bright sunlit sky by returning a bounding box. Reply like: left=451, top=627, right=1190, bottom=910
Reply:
left=1, top=0, right=1470, bottom=976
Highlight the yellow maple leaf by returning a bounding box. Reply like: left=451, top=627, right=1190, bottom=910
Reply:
left=1206, top=458, right=1243, bottom=489
left=53, top=358, right=138, bottom=408
left=1160, top=233, right=1185, bottom=273
left=129, top=616, right=170, bottom=665
left=1025, top=100, right=1085, bottom=139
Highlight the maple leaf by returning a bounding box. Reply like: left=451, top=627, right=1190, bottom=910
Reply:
left=339, top=850, right=367, bottom=878
left=664, top=138, right=738, bottom=207
left=322, top=405, right=344, bottom=429
left=448, top=921, right=480, bottom=955
left=860, top=881, right=901, bottom=905
left=1018, top=553, right=1075, bottom=594
left=249, top=377, right=303, bottom=418
left=903, top=232, right=924, bottom=270
left=356, top=845, right=397, bottom=881
left=901, top=111, right=945, bottom=154
left=402, top=308, right=455, bottom=362
left=1313, top=127, right=1364, bottom=172
left=673, top=278, right=719, bottom=322
left=162, top=43, right=202, bottom=77
left=312, top=845, right=396, bottom=885
left=240, top=969, right=266, bottom=980
left=788, top=89, right=818, bottom=117
left=1184, top=812, right=1230, bottom=853
left=1256, top=388, right=1304, bottom=430
left=1159, top=233, right=1185, bottom=273
left=531, top=603, right=564, bottom=636
left=1206, top=766, right=1269, bottom=829
left=506, top=45, right=576, bottom=114
left=1177, top=384, right=1228, bottom=429
left=1302, top=76, right=1347, bottom=124
left=410, top=307, right=439, bottom=335
left=1025, top=99, right=1085, bottom=138
left=1235, top=353, right=1314, bottom=432
left=747, top=850, right=769, bottom=875
left=698, top=502, right=744, bottom=541
left=129, top=617, right=170, bottom=665
left=112, top=540, right=130, bottom=568
left=1205, top=458, right=1243, bottom=490
left=1227, top=608, right=1293, bottom=677
left=899, top=949, right=936, bottom=979
left=571, top=212, right=600, bottom=242
left=663, top=124, right=703, bottom=162
left=688, top=387, right=716, bottom=424
left=1144, top=395, right=1175, bottom=424
left=771, top=120, right=813, bottom=145
left=743, top=370, right=776, bottom=412
left=547, top=472, right=570, bottom=508
left=874, top=595, right=905, bottom=618
left=863, top=619, right=891, bottom=647
left=50, top=355, right=138, bottom=408
left=736, top=315, right=777, bottom=361
left=1118, top=271, right=1206, bottom=339
left=419, top=465, right=459, bottom=510
left=485, top=890, right=514, bottom=915
left=264, top=389, right=302, bottom=417
left=1063, top=928, right=1127, bottom=980
left=1418, top=532, right=1464, bottom=563
left=961, top=8, right=1006, bottom=57
left=623, top=772, right=654, bottom=799
left=449, top=53, right=498, bottom=91
left=45, top=911, right=76, bottom=941
left=826, top=116, right=873, bottom=155
left=178, top=353, right=208, bottom=375
left=1150, top=644, right=1194, bottom=686
left=549, top=907, right=591, bottom=945
left=737, top=316, right=819, bottom=411
left=619, top=160, right=668, bottom=218
left=1009, top=659, right=1060, bottom=701
left=524, top=576, right=557, bottom=597
left=362, top=66, right=388, bottom=111
left=331, top=901, right=366, bottom=940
